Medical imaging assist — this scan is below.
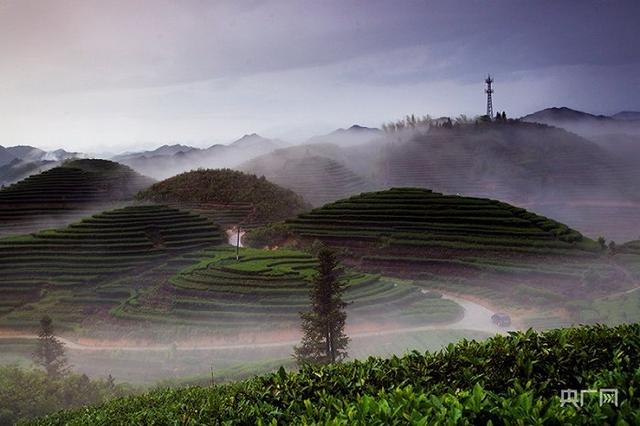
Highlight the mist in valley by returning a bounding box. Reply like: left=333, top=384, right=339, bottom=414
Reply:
left=1, top=1, right=640, bottom=423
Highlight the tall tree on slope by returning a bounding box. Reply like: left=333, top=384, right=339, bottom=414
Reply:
left=32, top=315, right=69, bottom=378
left=294, top=247, right=349, bottom=365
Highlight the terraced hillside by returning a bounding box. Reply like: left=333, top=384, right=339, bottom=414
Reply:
left=0, top=205, right=224, bottom=331
left=0, top=159, right=154, bottom=237
left=282, top=188, right=635, bottom=323
left=381, top=124, right=630, bottom=200
left=377, top=123, right=640, bottom=241
left=242, top=154, right=373, bottom=207
left=287, top=187, right=592, bottom=252
left=136, top=169, right=309, bottom=228
left=114, top=247, right=462, bottom=333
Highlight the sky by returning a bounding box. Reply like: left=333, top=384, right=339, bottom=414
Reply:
left=1, top=0, right=639, bottom=153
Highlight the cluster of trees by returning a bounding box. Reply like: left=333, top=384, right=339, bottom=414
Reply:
left=137, top=169, right=309, bottom=223
left=382, top=111, right=514, bottom=133
left=597, top=236, right=618, bottom=255
left=382, top=113, right=505, bottom=133
left=494, top=111, right=508, bottom=121
left=0, top=316, right=131, bottom=425
left=243, top=223, right=293, bottom=248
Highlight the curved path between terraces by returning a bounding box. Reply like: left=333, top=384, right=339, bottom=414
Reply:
left=0, top=293, right=508, bottom=352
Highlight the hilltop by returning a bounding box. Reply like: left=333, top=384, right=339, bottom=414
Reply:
left=136, top=169, right=309, bottom=227
left=305, top=124, right=383, bottom=148
left=0, top=159, right=154, bottom=237
left=31, top=323, right=640, bottom=424
left=285, top=187, right=592, bottom=253
left=112, top=144, right=197, bottom=162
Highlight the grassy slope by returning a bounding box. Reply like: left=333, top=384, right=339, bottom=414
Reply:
left=115, top=246, right=462, bottom=332
left=32, top=323, right=640, bottom=425
left=136, top=168, right=309, bottom=227
left=0, top=205, right=224, bottom=332
left=280, top=188, right=637, bottom=326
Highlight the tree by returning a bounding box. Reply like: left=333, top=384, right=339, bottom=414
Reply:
left=294, top=247, right=349, bottom=365
left=597, top=236, right=606, bottom=250
left=32, top=316, right=69, bottom=378
left=501, top=111, right=507, bottom=121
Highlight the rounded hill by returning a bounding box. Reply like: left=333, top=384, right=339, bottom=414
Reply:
left=136, top=169, right=309, bottom=227
left=0, top=159, right=153, bottom=203
left=0, top=159, right=155, bottom=236
left=242, top=153, right=373, bottom=207
left=287, top=187, right=591, bottom=252
left=280, top=188, right=630, bottom=311
left=0, top=204, right=224, bottom=330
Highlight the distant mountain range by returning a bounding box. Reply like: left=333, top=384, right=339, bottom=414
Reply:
left=3, top=113, right=640, bottom=241
left=305, top=125, right=383, bottom=148
left=112, top=144, right=196, bottom=162
left=0, top=145, right=85, bottom=186
left=112, top=126, right=384, bottom=178
left=113, top=134, right=288, bottom=179
left=521, top=107, right=640, bottom=137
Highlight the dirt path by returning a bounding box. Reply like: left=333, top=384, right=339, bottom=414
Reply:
left=0, top=293, right=506, bottom=352
left=596, top=285, right=640, bottom=300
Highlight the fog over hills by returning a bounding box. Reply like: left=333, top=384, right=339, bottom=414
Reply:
left=242, top=119, right=640, bottom=242
left=0, top=145, right=87, bottom=186
left=3, top=112, right=640, bottom=242
left=521, top=106, right=640, bottom=138
left=305, top=124, right=383, bottom=148
left=115, top=134, right=287, bottom=180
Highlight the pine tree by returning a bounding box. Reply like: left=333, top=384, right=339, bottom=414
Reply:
left=32, top=315, right=69, bottom=378
left=294, top=247, right=349, bottom=365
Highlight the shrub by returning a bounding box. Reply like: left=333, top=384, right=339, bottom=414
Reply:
left=243, top=223, right=293, bottom=248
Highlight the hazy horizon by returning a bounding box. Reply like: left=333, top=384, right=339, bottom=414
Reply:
left=1, top=0, right=639, bottom=153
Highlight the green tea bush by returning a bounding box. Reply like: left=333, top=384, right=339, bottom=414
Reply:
left=32, top=323, right=640, bottom=425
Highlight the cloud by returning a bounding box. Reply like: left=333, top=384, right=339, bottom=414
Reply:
left=0, top=0, right=638, bottom=152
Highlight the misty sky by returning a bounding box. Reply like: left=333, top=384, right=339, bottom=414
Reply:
left=1, top=0, right=639, bottom=153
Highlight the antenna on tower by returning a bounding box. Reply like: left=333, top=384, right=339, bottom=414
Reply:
left=485, top=74, right=494, bottom=119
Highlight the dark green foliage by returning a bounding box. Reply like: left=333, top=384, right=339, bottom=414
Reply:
left=598, top=236, right=606, bottom=250
left=31, top=324, right=640, bottom=424
left=243, top=223, right=293, bottom=248
left=32, top=316, right=68, bottom=378
left=0, top=365, right=131, bottom=426
left=294, top=248, right=349, bottom=365
left=136, top=169, right=309, bottom=224
left=287, top=188, right=592, bottom=251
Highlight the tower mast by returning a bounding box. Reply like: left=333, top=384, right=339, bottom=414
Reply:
left=485, top=74, right=494, bottom=118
